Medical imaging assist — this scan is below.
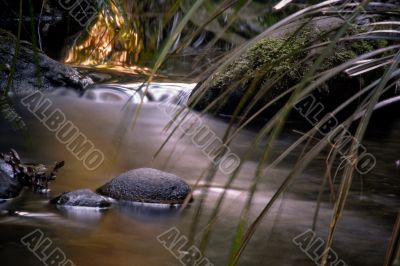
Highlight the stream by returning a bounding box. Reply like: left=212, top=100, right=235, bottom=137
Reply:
left=0, top=77, right=399, bottom=266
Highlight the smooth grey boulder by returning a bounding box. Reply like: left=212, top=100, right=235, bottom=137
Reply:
left=51, top=189, right=111, bottom=208
left=96, top=168, right=192, bottom=204
left=0, top=162, right=21, bottom=199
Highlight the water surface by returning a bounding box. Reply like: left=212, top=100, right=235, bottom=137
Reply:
left=0, top=82, right=398, bottom=266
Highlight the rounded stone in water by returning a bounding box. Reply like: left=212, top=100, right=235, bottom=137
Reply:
left=96, top=168, right=192, bottom=204
left=0, top=172, right=21, bottom=199
left=51, top=189, right=111, bottom=208
left=0, top=160, right=21, bottom=199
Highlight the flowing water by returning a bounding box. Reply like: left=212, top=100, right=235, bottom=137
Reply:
left=0, top=75, right=399, bottom=266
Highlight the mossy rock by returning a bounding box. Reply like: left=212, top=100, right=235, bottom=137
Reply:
left=190, top=17, right=387, bottom=118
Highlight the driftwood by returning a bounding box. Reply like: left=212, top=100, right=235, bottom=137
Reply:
left=0, top=149, right=64, bottom=192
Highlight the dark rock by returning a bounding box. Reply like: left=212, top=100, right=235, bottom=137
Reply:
left=0, top=32, right=93, bottom=96
left=96, top=168, right=192, bottom=204
left=51, top=189, right=111, bottom=208
left=0, top=159, right=14, bottom=177
left=189, top=16, right=386, bottom=120
left=0, top=0, right=99, bottom=60
left=0, top=161, right=21, bottom=199
left=190, top=17, right=343, bottom=113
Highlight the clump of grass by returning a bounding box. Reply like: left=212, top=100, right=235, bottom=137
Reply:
left=174, top=2, right=400, bottom=266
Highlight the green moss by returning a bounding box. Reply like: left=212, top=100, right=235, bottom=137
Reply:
left=373, top=39, right=388, bottom=49
left=212, top=31, right=383, bottom=92
left=350, top=41, right=374, bottom=55
left=325, top=49, right=357, bottom=68
left=198, top=23, right=389, bottom=112
left=211, top=31, right=308, bottom=90
left=344, top=25, right=389, bottom=55
left=197, top=31, right=312, bottom=110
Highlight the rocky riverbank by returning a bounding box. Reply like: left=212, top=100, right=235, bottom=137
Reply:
left=0, top=32, right=93, bottom=96
left=189, top=16, right=387, bottom=120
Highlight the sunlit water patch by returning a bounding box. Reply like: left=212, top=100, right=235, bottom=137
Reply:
left=51, top=82, right=196, bottom=105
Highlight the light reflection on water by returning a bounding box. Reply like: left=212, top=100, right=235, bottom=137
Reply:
left=0, top=83, right=398, bottom=266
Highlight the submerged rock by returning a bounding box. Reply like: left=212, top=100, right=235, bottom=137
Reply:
left=96, top=168, right=192, bottom=204
left=51, top=189, right=111, bottom=208
left=0, top=162, right=21, bottom=199
left=0, top=32, right=93, bottom=96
